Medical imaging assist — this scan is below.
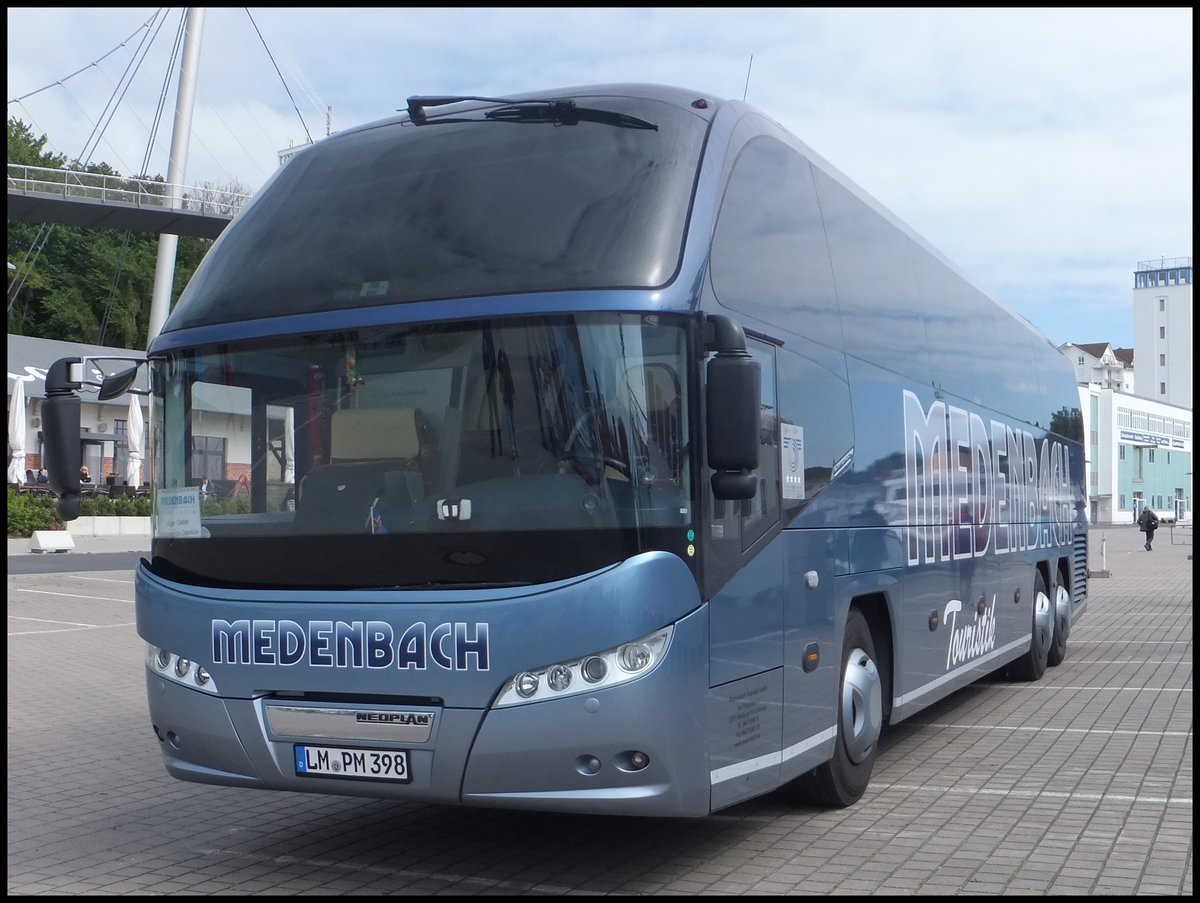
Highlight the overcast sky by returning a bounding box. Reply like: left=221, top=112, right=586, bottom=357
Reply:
left=7, top=7, right=1193, bottom=349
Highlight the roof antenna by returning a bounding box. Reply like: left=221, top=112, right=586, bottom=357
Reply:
left=743, top=54, right=754, bottom=101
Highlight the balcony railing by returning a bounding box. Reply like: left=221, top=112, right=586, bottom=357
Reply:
left=7, top=163, right=251, bottom=218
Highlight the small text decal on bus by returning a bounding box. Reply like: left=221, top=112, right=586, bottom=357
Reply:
left=943, top=596, right=997, bottom=670
left=903, top=390, right=1074, bottom=566
left=212, top=620, right=490, bottom=670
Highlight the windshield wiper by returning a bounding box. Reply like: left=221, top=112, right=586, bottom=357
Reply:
left=485, top=102, right=657, bottom=130
left=404, top=95, right=657, bottom=130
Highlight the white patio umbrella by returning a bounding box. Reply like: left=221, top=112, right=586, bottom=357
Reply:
left=284, top=406, right=295, bottom=483
left=7, top=376, right=28, bottom=485
left=125, top=394, right=144, bottom=488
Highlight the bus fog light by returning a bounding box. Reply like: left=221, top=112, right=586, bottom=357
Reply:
left=515, top=672, right=539, bottom=698
left=575, top=755, right=602, bottom=776
left=581, top=657, right=607, bottom=683
left=155, top=648, right=172, bottom=670
left=175, top=658, right=191, bottom=679
left=194, top=667, right=211, bottom=686
left=618, top=642, right=652, bottom=672
left=547, top=664, right=572, bottom=691
left=616, top=749, right=651, bottom=772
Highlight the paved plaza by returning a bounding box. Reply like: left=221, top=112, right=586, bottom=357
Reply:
left=6, top=523, right=1192, bottom=895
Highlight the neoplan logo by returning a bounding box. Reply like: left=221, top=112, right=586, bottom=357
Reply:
left=355, top=712, right=433, bottom=725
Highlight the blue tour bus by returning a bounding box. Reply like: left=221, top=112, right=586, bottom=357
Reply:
left=42, top=84, right=1088, bottom=817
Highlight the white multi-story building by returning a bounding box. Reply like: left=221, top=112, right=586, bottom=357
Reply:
left=1059, top=342, right=1135, bottom=393
left=1079, top=385, right=1191, bottom=524
left=1067, top=257, right=1193, bottom=524
left=1133, top=257, right=1192, bottom=409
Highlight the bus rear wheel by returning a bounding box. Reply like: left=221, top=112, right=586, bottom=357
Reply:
left=1047, top=570, right=1070, bottom=667
left=792, top=606, right=882, bottom=808
left=1010, top=569, right=1052, bottom=681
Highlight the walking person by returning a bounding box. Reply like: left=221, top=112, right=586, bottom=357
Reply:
left=1137, top=506, right=1160, bottom=551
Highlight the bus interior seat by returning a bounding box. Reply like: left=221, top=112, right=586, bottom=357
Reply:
left=295, top=407, right=426, bottom=532
left=642, top=363, right=682, bottom=481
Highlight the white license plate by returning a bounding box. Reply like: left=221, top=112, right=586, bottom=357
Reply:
left=294, top=744, right=411, bottom=783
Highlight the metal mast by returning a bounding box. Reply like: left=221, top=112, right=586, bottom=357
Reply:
left=146, top=7, right=205, bottom=346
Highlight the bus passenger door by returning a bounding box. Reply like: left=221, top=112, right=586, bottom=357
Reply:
left=706, top=338, right=785, bottom=811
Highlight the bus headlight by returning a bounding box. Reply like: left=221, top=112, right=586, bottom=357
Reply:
left=493, top=626, right=672, bottom=707
left=145, top=643, right=220, bottom=695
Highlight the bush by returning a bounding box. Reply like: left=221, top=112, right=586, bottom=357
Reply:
left=6, top=489, right=66, bottom=537
left=114, top=494, right=151, bottom=516
left=7, top=489, right=154, bottom=537
left=80, top=495, right=117, bottom=517
left=202, top=495, right=251, bottom=516
left=80, top=494, right=152, bottom=517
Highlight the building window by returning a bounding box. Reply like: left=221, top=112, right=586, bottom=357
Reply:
left=190, top=436, right=226, bottom=481
left=1160, top=326, right=1166, bottom=339
left=1159, top=298, right=1166, bottom=311
left=1148, top=449, right=1155, bottom=463
left=1078, top=355, right=1084, bottom=365
left=1160, top=382, right=1166, bottom=394
left=1119, top=493, right=1126, bottom=509
left=1160, top=354, right=1166, bottom=366
left=1119, top=445, right=1125, bottom=460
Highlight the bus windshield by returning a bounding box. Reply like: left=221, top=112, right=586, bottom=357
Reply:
left=164, top=95, right=708, bottom=331
left=149, top=313, right=696, bottom=590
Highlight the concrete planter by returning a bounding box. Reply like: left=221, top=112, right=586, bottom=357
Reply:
left=119, top=516, right=151, bottom=535
left=67, top=516, right=151, bottom=537
left=93, top=516, right=121, bottom=536
left=67, top=516, right=95, bottom=536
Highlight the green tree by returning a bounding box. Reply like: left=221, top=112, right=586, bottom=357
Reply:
left=7, top=117, right=217, bottom=347
left=7, top=117, right=66, bottom=168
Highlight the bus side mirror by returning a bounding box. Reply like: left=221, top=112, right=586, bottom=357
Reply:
left=42, top=358, right=83, bottom=521
left=704, top=316, right=760, bottom=501
left=98, top=364, right=140, bottom=401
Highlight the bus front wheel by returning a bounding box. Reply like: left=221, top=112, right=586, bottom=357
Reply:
left=792, top=606, right=882, bottom=808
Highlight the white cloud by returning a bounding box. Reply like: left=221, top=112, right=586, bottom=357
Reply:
left=7, top=6, right=1192, bottom=348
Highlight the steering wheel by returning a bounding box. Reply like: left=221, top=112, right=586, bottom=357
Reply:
left=561, top=409, right=630, bottom=479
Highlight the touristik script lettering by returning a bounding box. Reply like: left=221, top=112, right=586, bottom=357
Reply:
left=943, top=596, right=997, bottom=670
left=903, top=390, right=1074, bottom=566
left=212, top=620, right=490, bottom=670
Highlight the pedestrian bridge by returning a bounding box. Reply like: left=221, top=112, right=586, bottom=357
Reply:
left=7, top=163, right=251, bottom=239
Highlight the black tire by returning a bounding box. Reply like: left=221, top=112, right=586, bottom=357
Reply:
left=1010, top=569, right=1052, bottom=681
left=791, top=606, right=883, bottom=807
left=1047, top=570, right=1069, bottom=667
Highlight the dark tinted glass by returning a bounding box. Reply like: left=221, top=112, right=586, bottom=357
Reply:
left=166, top=98, right=708, bottom=331
left=148, top=314, right=698, bottom=589
left=710, top=136, right=843, bottom=350
left=812, top=167, right=931, bottom=384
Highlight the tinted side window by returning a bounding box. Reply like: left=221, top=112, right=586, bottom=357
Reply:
left=810, top=167, right=931, bottom=385
left=776, top=348, right=853, bottom=524
left=741, top=338, right=780, bottom=550
left=908, top=241, right=998, bottom=408
left=710, top=136, right=843, bottom=349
